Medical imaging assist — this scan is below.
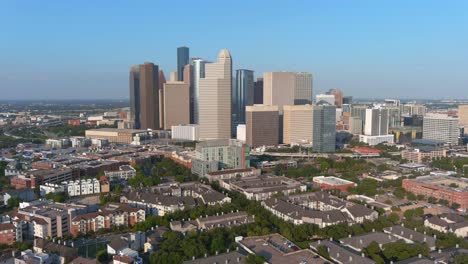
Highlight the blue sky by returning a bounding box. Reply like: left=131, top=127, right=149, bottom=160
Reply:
left=1, top=0, right=467, bottom=100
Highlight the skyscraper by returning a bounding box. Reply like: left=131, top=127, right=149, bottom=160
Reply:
left=312, top=102, right=336, bottom=152
left=327, top=89, right=343, bottom=108
left=246, top=105, right=279, bottom=148
left=365, top=108, right=389, bottom=136
left=129, top=65, right=140, bottom=129
left=191, top=58, right=206, bottom=124
left=177, top=46, right=189, bottom=81
left=263, top=72, right=313, bottom=107
left=459, top=105, right=468, bottom=130
left=283, top=105, right=314, bottom=145
left=254, top=78, right=263, bottom=104
left=232, top=69, right=254, bottom=135
left=139, top=62, right=160, bottom=130
left=163, top=81, right=190, bottom=130
left=158, top=70, right=166, bottom=129
left=198, top=49, right=232, bottom=140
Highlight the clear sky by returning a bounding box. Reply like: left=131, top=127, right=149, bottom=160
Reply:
left=1, top=0, right=467, bottom=100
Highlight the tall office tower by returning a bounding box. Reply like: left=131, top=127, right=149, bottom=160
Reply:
left=365, top=108, right=389, bottom=136
left=177, top=46, right=189, bottom=81
left=316, top=94, right=336, bottom=106
left=402, top=103, right=426, bottom=116
left=162, top=64, right=192, bottom=130
left=423, top=115, right=459, bottom=144
left=139, top=62, right=160, bottom=130
left=254, top=78, right=263, bottom=104
left=232, top=69, right=254, bottom=135
left=163, top=81, right=190, bottom=130
left=383, top=105, right=401, bottom=128
left=198, top=49, right=232, bottom=140
left=246, top=105, right=279, bottom=148
left=191, top=58, right=206, bottom=124
left=348, top=116, right=363, bottom=135
left=129, top=65, right=140, bottom=129
left=158, top=70, right=166, bottom=129
left=342, top=96, right=353, bottom=105
left=327, top=89, right=343, bottom=108
left=263, top=72, right=313, bottom=107
left=170, top=71, right=177, bottom=82
left=458, top=105, right=468, bottom=130
left=312, top=102, right=336, bottom=152
left=283, top=105, right=313, bottom=145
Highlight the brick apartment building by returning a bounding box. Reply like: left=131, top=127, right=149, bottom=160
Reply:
left=70, top=203, right=145, bottom=236
left=0, top=223, right=16, bottom=245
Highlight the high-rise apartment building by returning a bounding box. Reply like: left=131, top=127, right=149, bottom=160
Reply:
left=263, top=72, right=313, bottom=107
left=129, top=65, right=140, bottom=129
left=232, top=69, right=254, bottom=134
left=191, top=58, right=206, bottom=124
left=327, top=89, right=343, bottom=108
left=423, top=115, right=459, bottom=144
left=177, top=46, right=189, bottom=81
left=139, top=62, right=160, bottom=130
left=254, top=78, right=264, bottom=104
left=198, top=49, right=232, bottom=140
left=312, top=103, right=336, bottom=152
left=283, top=105, right=313, bottom=145
left=246, top=105, right=279, bottom=148
left=459, top=105, right=468, bottom=130
left=402, top=104, right=426, bottom=116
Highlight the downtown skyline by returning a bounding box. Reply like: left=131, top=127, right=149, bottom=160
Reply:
left=1, top=0, right=468, bottom=100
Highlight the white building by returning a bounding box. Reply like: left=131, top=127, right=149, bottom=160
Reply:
left=70, top=137, right=91, bottom=148
left=105, top=165, right=136, bottom=181
left=359, top=107, right=394, bottom=146
left=423, top=115, right=459, bottom=145
left=236, top=124, right=246, bottom=142
left=62, top=179, right=101, bottom=197
left=39, top=183, right=65, bottom=197
left=359, top=134, right=394, bottom=146
left=171, top=124, right=199, bottom=141
left=316, top=94, right=335, bottom=106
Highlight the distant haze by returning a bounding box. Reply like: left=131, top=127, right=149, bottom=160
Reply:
left=1, top=1, right=467, bottom=100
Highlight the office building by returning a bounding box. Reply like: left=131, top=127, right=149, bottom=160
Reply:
left=177, top=46, right=189, bottom=81
left=171, top=124, right=199, bottom=141
left=365, top=108, right=389, bottom=136
left=129, top=65, right=140, bottom=129
left=85, top=128, right=148, bottom=144
left=423, top=115, right=459, bottom=144
left=158, top=70, right=166, bottom=129
left=254, top=78, right=263, bottom=104
left=191, top=139, right=250, bottom=176
left=198, top=49, right=232, bottom=140
left=402, top=103, right=426, bottom=116
left=327, top=89, right=343, bottom=108
left=232, top=69, right=254, bottom=135
left=263, top=72, right=313, bottom=107
left=163, top=81, right=190, bottom=130
left=312, top=102, right=336, bottom=152
left=315, top=94, right=335, bottom=106
left=360, top=107, right=394, bottom=145
left=246, top=105, right=279, bottom=148
left=342, top=96, right=353, bottom=105
left=236, top=124, right=246, bottom=142
left=283, top=105, right=313, bottom=145
left=190, top=58, right=206, bottom=124
left=139, top=62, right=160, bottom=129
left=349, top=116, right=363, bottom=134
left=459, top=105, right=468, bottom=130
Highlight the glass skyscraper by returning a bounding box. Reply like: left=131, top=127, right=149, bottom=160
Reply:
left=232, top=69, right=254, bottom=135
left=129, top=65, right=140, bottom=129
left=177, top=46, right=189, bottom=81
left=313, top=102, right=336, bottom=152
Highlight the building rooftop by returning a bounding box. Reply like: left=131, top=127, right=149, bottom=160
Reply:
left=310, top=240, right=376, bottom=264
left=183, top=251, right=245, bottom=264
left=313, top=176, right=356, bottom=186
left=407, top=175, right=468, bottom=192
left=383, top=225, right=436, bottom=249
left=339, top=232, right=399, bottom=251
left=85, top=128, right=147, bottom=133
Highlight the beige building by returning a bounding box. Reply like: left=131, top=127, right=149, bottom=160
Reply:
left=85, top=128, right=147, bottom=144
left=283, top=105, right=313, bottom=145
left=163, top=81, right=190, bottom=130
left=198, top=49, right=232, bottom=140
left=246, top=105, right=279, bottom=148
left=263, top=72, right=313, bottom=107
left=459, top=105, right=468, bottom=130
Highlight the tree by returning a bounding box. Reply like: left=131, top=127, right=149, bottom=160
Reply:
left=454, top=254, right=468, bottom=264
left=317, top=245, right=330, bottom=259
left=388, top=213, right=400, bottom=224
left=7, top=196, right=21, bottom=208
left=407, top=192, right=417, bottom=201
left=394, top=187, right=406, bottom=199
left=45, top=192, right=67, bottom=203
left=96, top=249, right=109, bottom=263
left=382, top=241, right=429, bottom=262
left=246, top=254, right=267, bottom=264
left=428, top=196, right=437, bottom=204
left=451, top=203, right=461, bottom=210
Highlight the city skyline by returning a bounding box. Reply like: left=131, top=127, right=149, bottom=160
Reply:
left=1, top=1, right=468, bottom=100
